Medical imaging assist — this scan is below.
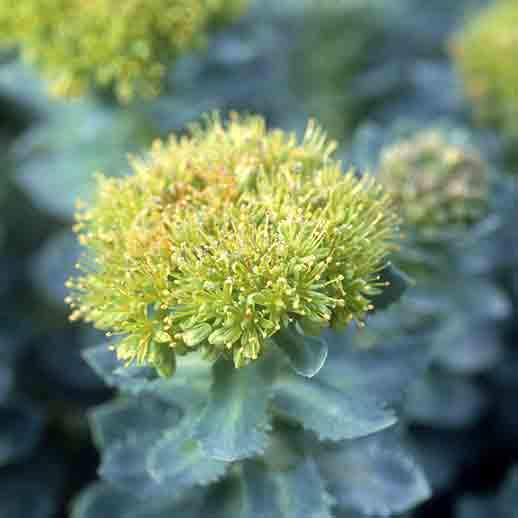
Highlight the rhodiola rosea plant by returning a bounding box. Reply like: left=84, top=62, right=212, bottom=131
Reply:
left=0, top=0, right=249, bottom=102
left=68, top=114, right=431, bottom=518
left=347, top=120, right=511, bottom=497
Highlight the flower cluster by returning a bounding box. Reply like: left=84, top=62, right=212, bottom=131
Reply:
left=451, top=0, right=518, bottom=136
left=0, top=0, right=247, bottom=102
left=377, top=129, right=489, bottom=237
left=67, top=114, right=399, bottom=375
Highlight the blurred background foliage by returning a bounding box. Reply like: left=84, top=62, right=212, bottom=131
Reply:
left=0, top=0, right=517, bottom=517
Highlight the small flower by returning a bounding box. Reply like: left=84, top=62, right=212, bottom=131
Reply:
left=68, top=113, right=399, bottom=375
left=377, top=129, right=489, bottom=238
left=451, top=0, right=518, bottom=137
left=0, top=0, right=248, bottom=102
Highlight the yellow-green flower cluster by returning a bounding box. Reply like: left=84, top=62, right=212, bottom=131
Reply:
left=0, top=0, right=247, bottom=102
left=67, top=114, right=399, bottom=375
left=451, top=0, right=518, bottom=136
left=377, top=129, right=488, bottom=237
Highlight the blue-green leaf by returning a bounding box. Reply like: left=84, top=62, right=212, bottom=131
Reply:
left=318, top=432, right=430, bottom=516
left=89, top=397, right=181, bottom=449
left=322, top=331, right=427, bottom=409
left=73, top=483, right=205, bottom=518
left=134, top=353, right=211, bottom=410
left=71, top=483, right=138, bottom=518
left=148, top=419, right=228, bottom=491
left=431, top=315, right=503, bottom=374
left=273, top=324, right=328, bottom=378
left=273, top=368, right=396, bottom=441
left=99, top=436, right=169, bottom=501
left=405, top=372, right=487, bottom=429
left=192, top=355, right=275, bottom=461
left=13, top=100, right=153, bottom=221
left=240, top=457, right=334, bottom=518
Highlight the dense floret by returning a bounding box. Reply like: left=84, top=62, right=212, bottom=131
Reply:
left=67, top=114, right=399, bottom=375
left=0, top=0, right=247, bottom=102
left=451, top=0, right=518, bottom=136
left=377, top=129, right=488, bottom=237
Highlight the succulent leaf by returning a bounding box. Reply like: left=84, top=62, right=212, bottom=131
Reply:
left=72, top=483, right=143, bottom=518
left=273, top=324, right=328, bottom=377
left=240, top=457, right=334, bottom=518
left=317, top=432, right=430, bottom=516
left=14, top=101, right=154, bottom=220
left=147, top=418, right=228, bottom=491
left=405, top=371, right=487, bottom=429
left=99, top=436, right=170, bottom=501
left=273, top=367, right=396, bottom=442
left=89, top=397, right=182, bottom=449
left=192, top=354, right=276, bottom=461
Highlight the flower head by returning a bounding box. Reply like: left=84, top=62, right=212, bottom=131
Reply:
left=377, top=129, right=489, bottom=238
left=451, top=0, right=518, bottom=136
left=68, top=113, right=399, bottom=375
left=0, top=0, right=248, bottom=102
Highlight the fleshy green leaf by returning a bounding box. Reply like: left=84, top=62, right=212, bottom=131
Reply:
left=405, top=371, right=487, bottom=429
left=192, top=355, right=276, bottom=461
left=322, top=331, right=427, bottom=409
left=89, top=397, right=181, bottom=449
left=431, top=315, right=503, bottom=374
left=13, top=101, right=153, bottom=221
left=240, top=457, right=334, bottom=518
left=131, top=493, right=206, bottom=518
left=73, top=483, right=205, bottom=518
left=148, top=418, right=228, bottom=491
left=134, top=353, right=211, bottom=411
left=273, top=324, right=328, bottom=378
left=318, top=432, right=430, bottom=516
left=99, top=436, right=169, bottom=501
left=72, top=483, right=139, bottom=518
left=370, top=264, right=412, bottom=311
left=273, top=368, right=396, bottom=441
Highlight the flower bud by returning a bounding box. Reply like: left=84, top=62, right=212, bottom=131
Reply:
left=377, top=129, right=489, bottom=238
